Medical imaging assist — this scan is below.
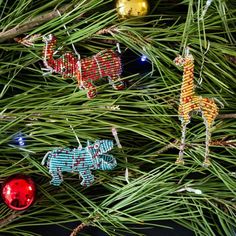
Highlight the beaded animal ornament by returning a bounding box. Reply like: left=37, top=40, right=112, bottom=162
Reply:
left=42, top=34, right=124, bottom=99
left=42, top=140, right=117, bottom=186
left=174, top=48, right=219, bottom=166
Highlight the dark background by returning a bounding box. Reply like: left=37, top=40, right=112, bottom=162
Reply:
left=24, top=221, right=195, bottom=236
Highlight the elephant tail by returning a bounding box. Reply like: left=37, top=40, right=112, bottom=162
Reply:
left=41, top=151, right=51, bottom=166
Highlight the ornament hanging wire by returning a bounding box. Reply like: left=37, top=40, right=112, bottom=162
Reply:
left=112, top=127, right=129, bottom=183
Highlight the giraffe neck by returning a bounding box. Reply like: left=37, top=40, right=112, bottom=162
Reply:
left=180, top=58, right=195, bottom=102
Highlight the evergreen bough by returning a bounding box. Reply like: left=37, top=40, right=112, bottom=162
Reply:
left=0, top=0, right=235, bottom=235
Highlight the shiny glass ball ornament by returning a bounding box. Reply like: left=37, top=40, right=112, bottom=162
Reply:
left=1, top=174, right=36, bottom=211
left=116, top=0, right=149, bottom=18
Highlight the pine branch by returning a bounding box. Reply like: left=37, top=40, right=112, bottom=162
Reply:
left=156, top=140, right=179, bottom=154
left=1, top=0, right=236, bottom=235
left=0, top=4, right=73, bottom=43
left=0, top=212, right=23, bottom=229
left=70, top=215, right=100, bottom=236
left=70, top=222, right=87, bottom=236
left=157, top=139, right=236, bottom=155
left=1, top=113, right=236, bottom=123
left=217, top=114, right=236, bottom=119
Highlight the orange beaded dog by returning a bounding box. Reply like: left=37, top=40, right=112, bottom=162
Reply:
left=174, top=48, right=218, bottom=166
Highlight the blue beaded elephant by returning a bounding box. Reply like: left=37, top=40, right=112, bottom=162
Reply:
left=41, top=140, right=117, bottom=186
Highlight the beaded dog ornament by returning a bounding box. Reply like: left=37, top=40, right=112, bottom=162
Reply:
left=174, top=47, right=219, bottom=166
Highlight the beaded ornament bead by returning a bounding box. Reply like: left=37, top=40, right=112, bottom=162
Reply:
left=174, top=48, right=219, bottom=166
left=42, top=34, right=124, bottom=99
left=41, top=140, right=117, bottom=186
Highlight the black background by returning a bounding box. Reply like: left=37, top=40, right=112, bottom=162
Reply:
left=24, top=221, right=195, bottom=236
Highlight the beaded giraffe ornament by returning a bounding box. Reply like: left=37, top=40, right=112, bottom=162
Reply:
left=174, top=47, right=219, bottom=167
left=42, top=34, right=125, bottom=99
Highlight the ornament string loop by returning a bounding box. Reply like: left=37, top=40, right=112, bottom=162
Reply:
left=116, top=42, right=121, bottom=54
left=56, top=10, right=81, bottom=60
left=66, top=118, right=82, bottom=149
left=200, top=0, right=214, bottom=20
left=112, top=127, right=122, bottom=149
left=198, top=41, right=211, bottom=85
left=112, top=127, right=129, bottom=183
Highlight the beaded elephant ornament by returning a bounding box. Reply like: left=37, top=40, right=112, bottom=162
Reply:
left=42, top=34, right=125, bottom=98
left=174, top=48, right=219, bottom=166
left=41, top=140, right=117, bottom=186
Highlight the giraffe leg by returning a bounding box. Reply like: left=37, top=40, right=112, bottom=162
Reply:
left=176, top=121, right=188, bottom=165
left=201, top=97, right=219, bottom=167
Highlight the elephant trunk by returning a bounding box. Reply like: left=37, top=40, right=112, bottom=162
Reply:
left=96, top=155, right=117, bottom=170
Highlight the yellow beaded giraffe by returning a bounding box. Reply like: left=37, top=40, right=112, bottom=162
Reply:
left=174, top=48, right=219, bottom=166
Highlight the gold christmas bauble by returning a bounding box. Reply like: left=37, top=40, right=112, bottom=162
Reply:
left=116, top=0, right=149, bottom=18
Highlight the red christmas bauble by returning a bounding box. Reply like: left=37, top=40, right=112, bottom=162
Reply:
left=1, top=174, right=36, bottom=211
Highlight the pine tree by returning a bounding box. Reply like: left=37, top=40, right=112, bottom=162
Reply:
left=0, top=0, right=236, bottom=235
